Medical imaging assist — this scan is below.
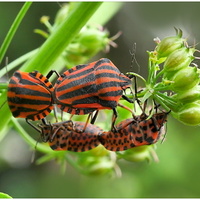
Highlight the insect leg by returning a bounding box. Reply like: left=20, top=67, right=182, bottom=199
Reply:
left=111, top=108, right=118, bottom=132
left=26, top=118, right=41, bottom=133
left=122, top=94, right=134, bottom=103
left=90, top=110, right=99, bottom=124
left=46, top=70, right=60, bottom=79
left=117, top=102, right=135, bottom=117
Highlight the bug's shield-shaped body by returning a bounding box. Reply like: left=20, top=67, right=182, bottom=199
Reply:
left=7, top=71, right=54, bottom=121
left=39, top=120, right=103, bottom=152
left=99, top=112, right=168, bottom=151
left=53, top=58, right=132, bottom=115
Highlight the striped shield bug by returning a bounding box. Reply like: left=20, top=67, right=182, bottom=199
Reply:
left=7, top=70, right=55, bottom=121
left=53, top=58, right=133, bottom=115
left=99, top=112, right=168, bottom=151
left=38, top=120, right=103, bottom=152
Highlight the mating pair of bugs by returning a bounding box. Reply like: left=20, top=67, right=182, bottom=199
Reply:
left=7, top=58, right=168, bottom=152
left=37, top=112, right=168, bottom=152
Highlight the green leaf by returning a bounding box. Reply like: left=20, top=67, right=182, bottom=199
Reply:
left=0, top=192, right=12, bottom=199
left=0, top=2, right=32, bottom=64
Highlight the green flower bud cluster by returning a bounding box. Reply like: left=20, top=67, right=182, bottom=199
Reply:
left=35, top=4, right=119, bottom=68
left=117, top=145, right=158, bottom=163
left=76, top=145, right=118, bottom=176
left=75, top=144, right=158, bottom=176
left=62, top=25, right=118, bottom=67
left=155, top=29, right=200, bottom=126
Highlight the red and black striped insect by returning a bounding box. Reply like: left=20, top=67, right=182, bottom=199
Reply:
left=38, top=120, right=103, bottom=152
left=53, top=58, right=133, bottom=117
left=98, top=112, right=168, bottom=151
left=7, top=70, right=55, bottom=121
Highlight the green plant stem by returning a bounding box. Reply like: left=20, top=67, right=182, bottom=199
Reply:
left=154, top=84, right=171, bottom=91
left=155, top=92, right=177, bottom=104
left=0, top=2, right=32, bottom=64
left=0, top=92, right=12, bottom=132
left=153, top=95, right=171, bottom=111
left=87, top=2, right=123, bottom=25
left=147, top=57, right=152, bottom=84
left=155, top=69, right=165, bottom=81
left=20, top=2, right=102, bottom=74
left=148, top=62, right=157, bottom=86
left=154, top=92, right=179, bottom=112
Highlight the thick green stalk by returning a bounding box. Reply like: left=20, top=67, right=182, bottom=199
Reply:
left=20, top=2, right=102, bottom=74
left=0, top=91, right=12, bottom=136
left=87, top=2, right=123, bottom=25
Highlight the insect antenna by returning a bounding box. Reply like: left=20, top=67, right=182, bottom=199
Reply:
left=129, top=43, right=141, bottom=73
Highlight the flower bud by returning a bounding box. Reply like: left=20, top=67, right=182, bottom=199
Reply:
left=83, top=145, right=109, bottom=157
left=173, top=85, right=200, bottom=103
left=78, top=27, right=109, bottom=51
left=117, top=146, right=155, bottom=162
left=173, top=102, right=200, bottom=126
left=76, top=148, right=116, bottom=176
left=163, top=47, right=195, bottom=72
left=62, top=26, right=116, bottom=66
left=156, top=29, right=185, bottom=59
left=163, top=70, right=176, bottom=80
left=88, top=157, right=115, bottom=176
left=170, top=66, right=199, bottom=92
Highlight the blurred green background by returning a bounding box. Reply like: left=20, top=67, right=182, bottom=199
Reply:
left=1, top=2, right=200, bottom=198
